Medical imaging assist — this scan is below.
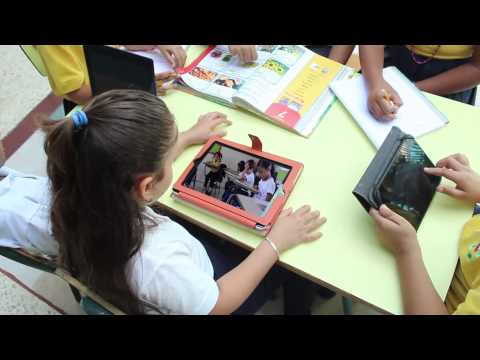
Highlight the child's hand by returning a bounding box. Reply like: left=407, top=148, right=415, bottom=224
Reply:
left=424, top=153, right=480, bottom=203
left=184, top=112, right=232, bottom=146
left=228, top=45, right=258, bottom=64
left=369, top=205, right=419, bottom=258
left=155, top=71, right=178, bottom=96
left=367, top=79, right=403, bottom=122
left=268, top=206, right=326, bottom=253
left=157, top=45, right=187, bottom=68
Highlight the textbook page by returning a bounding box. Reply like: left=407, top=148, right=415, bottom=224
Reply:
left=179, top=45, right=278, bottom=105
left=233, top=46, right=352, bottom=137
left=330, top=66, right=448, bottom=148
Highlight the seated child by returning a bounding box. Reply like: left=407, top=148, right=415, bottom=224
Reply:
left=0, top=142, right=57, bottom=257
left=254, top=159, right=277, bottom=202
left=369, top=153, right=480, bottom=314
left=222, top=161, right=245, bottom=202
left=360, top=45, right=480, bottom=121
left=36, top=45, right=186, bottom=113
left=24, top=89, right=325, bottom=315
left=204, top=151, right=224, bottom=195
left=240, top=159, right=256, bottom=191
left=223, top=159, right=256, bottom=204
left=36, top=45, right=258, bottom=114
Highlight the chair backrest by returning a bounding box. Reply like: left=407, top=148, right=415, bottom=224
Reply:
left=19, top=45, right=48, bottom=77
left=0, top=247, right=56, bottom=273
left=0, top=246, right=125, bottom=315
left=55, top=268, right=125, bottom=315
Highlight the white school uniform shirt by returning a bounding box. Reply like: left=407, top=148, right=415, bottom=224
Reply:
left=0, top=167, right=57, bottom=257
left=255, top=177, right=276, bottom=201
left=0, top=167, right=219, bottom=315
left=129, top=206, right=219, bottom=315
left=240, top=171, right=255, bottom=187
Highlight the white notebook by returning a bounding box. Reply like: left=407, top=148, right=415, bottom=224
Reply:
left=125, top=45, right=190, bottom=75
left=330, top=66, right=448, bottom=148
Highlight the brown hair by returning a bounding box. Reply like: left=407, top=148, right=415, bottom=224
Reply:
left=40, top=89, right=177, bottom=313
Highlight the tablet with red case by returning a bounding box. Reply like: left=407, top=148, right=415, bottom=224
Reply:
left=171, top=135, right=303, bottom=234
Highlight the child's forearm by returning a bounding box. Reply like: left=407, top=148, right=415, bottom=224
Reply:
left=65, top=84, right=92, bottom=107
left=359, top=45, right=385, bottom=89
left=416, top=63, right=480, bottom=95
left=396, top=251, right=448, bottom=315
left=123, top=45, right=155, bottom=51
left=329, top=45, right=355, bottom=65
left=209, top=240, right=278, bottom=315
left=173, top=132, right=195, bottom=161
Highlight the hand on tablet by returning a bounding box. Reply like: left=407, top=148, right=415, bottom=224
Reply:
left=268, top=205, right=326, bottom=253
left=367, top=80, right=403, bottom=122
left=369, top=205, right=419, bottom=258
left=424, top=153, right=480, bottom=203
left=228, top=45, right=258, bottom=64
left=184, top=112, right=232, bottom=146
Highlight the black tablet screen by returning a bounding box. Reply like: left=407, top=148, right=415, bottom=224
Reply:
left=379, top=138, right=441, bottom=229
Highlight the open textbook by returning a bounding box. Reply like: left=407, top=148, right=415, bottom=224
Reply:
left=176, top=45, right=354, bottom=137
left=330, top=66, right=449, bottom=148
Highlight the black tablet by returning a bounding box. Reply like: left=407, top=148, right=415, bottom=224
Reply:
left=354, top=127, right=441, bottom=229
left=84, top=45, right=157, bottom=96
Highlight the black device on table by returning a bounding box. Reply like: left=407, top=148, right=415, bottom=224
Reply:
left=83, top=45, right=157, bottom=97
left=353, top=126, right=442, bottom=230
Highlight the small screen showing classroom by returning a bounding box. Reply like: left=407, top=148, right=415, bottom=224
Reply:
left=182, top=142, right=292, bottom=217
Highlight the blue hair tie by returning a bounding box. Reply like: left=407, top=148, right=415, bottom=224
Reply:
left=71, top=111, right=88, bottom=129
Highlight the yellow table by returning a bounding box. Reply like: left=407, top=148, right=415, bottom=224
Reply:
left=158, top=47, right=480, bottom=315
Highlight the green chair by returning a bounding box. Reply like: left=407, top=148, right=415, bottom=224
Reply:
left=19, top=45, right=47, bottom=77
left=0, top=246, right=125, bottom=315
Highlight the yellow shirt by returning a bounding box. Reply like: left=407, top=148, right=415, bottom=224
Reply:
left=445, top=215, right=480, bottom=314
left=407, top=45, right=474, bottom=60
left=36, top=45, right=89, bottom=97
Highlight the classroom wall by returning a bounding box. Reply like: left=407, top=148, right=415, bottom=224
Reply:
left=217, top=146, right=258, bottom=173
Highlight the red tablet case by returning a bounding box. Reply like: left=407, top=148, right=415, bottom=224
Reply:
left=171, top=135, right=303, bottom=232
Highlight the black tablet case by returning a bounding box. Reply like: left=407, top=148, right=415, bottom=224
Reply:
left=353, top=126, right=441, bottom=229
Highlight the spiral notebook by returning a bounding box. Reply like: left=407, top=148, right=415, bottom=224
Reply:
left=330, top=66, right=449, bottom=148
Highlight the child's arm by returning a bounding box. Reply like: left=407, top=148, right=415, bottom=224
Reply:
left=416, top=46, right=480, bottom=96
left=359, top=45, right=403, bottom=121
left=124, top=45, right=187, bottom=68
left=36, top=45, right=93, bottom=105
left=370, top=205, right=448, bottom=314
left=424, top=153, right=480, bottom=204
left=371, top=153, right=480, bottom=314
left=65, top=85, right=93, bottom=105
left=328, top=45, right=355, bottom=65
left=210, top=206, right=326, bottom=315
left=172, top=112, right=232, bottom=160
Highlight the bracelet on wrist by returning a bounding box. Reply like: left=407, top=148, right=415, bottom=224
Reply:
left=265, top=236, right=280, bottom=259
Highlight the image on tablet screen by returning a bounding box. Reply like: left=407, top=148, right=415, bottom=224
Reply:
left=183, top=142, right=291, bottom=217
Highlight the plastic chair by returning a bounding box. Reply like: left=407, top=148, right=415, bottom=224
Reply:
left=19, top=45, right=47, bottom=77
left=0, top=246, right=125, bottom=315
left=342, top=297, right=353, bottom=315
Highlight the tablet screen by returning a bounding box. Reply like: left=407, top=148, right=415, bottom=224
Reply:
left=379, top=138, right=441, bottom=229
left=182, top=141, right=292, bottom=217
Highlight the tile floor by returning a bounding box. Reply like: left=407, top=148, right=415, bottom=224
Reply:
left=0, top=45, right=477, bottom=315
